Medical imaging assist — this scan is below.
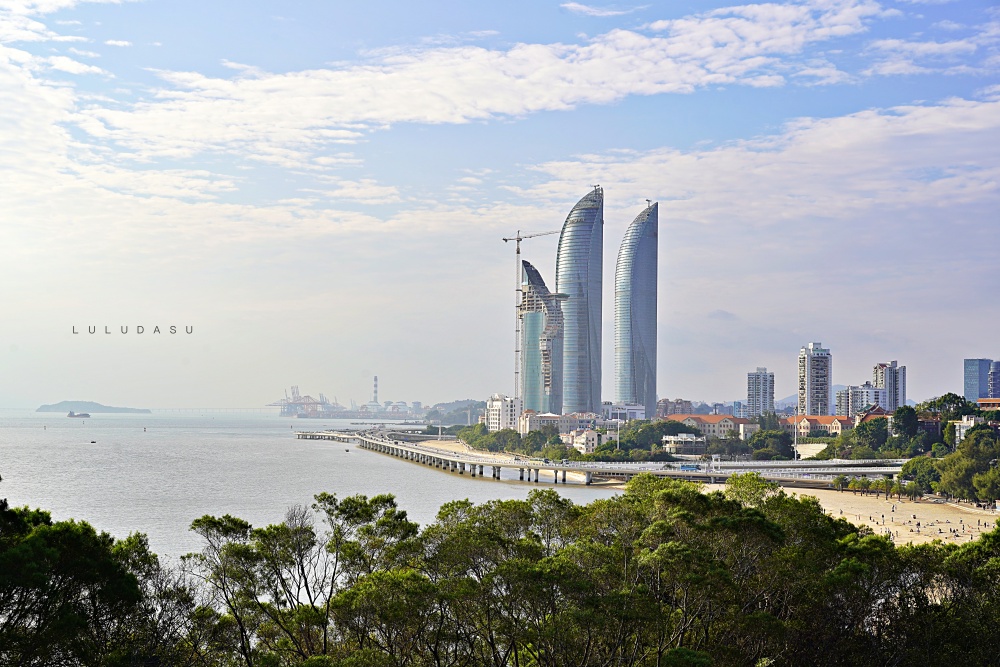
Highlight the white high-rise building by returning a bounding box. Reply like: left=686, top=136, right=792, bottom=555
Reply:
left=485, top=393, right=522, bottom=432
left=873, top=361, right=906, bottom=412
left=835, top=382, right=887, bottom=417
left=747, top=367, right=775, bottom=417
left=798, top=343, right=832, bottom=416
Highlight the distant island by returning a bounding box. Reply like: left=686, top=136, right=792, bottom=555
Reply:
left=36, top=401, right=152, bottom=414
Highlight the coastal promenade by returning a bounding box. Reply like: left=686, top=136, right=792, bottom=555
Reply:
left=296, top=430, right=905, bottom=487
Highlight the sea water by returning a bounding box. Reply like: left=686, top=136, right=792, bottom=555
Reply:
left=0, top=411, right=619, bottom=561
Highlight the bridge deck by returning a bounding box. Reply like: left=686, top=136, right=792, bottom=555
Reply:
left=297, top=431, right=903, bottom=486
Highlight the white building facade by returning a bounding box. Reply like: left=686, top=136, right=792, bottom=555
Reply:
left=561, top=429, right=609, bottom=454
left=798, top=343, right=832, bottom=416
left=485, top=393, right=522, bottom=432
left=662, top=433, right=707, bottom=455
left=835, top=382, right=887, bottom=417
left=601, top=402, right=646, bottom=422
left=873, top=361, right=906, bottom=412
left=747, top=367, right=775, bottom=417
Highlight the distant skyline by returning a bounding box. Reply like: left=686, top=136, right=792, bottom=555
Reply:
left=1, top=0, right=998, bottom=409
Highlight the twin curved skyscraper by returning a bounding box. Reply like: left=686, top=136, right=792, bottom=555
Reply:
left=519, top=187, right=658, bottom=416
left=614, top=202, right=658, bottom=417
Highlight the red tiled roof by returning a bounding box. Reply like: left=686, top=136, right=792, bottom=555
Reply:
left=667, top=414, right=752, bottom=425
left=782, top=416, right=852, bottom=425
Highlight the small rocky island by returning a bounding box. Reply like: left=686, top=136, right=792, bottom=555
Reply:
left=36, top=401, right=152, bottom=414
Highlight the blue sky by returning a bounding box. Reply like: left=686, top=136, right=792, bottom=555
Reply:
left=0, top=0, right=998, bottom=409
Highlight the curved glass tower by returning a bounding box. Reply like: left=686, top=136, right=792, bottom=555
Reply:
left=556, top=187, right=603, bottom=414
left=520, top=260, right=565, bottom=414
left=614, top=202, right=658, bottom=416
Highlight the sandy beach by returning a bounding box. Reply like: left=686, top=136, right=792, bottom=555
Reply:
left=700, top=483, right=997, bottom=546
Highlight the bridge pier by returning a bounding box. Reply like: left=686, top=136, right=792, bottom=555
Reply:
left=478, top=465, right=484, bottom=476
left=519, top=468, right=524, bottom=481
left=533, top=469, right=539, bottom=482
left=561, top=470, right=566, bottom=483
left=585, top=472, right=592, bottom=485
left=471, top=465, right=476, bottom=478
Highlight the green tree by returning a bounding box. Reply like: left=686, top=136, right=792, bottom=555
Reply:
left=520, top=429, right=547, bottom=453
left=900, top=456, right=942, bottom=493
left=491, top=428, right=521, bottom=452
left=0, top=500, right=148, bottom=666
left=725, top=471, right=781, bottom=508
left=918, top=392, right=978, bottom=423
left=973, top=466, right=1000, bottom=502
left=619, top=419, right=700, bottom=451
left=747, top=429, right=794, bottom=459
left=854, top=418, right=889, bottom=450
left=757, top=411, right=781, bottom=431
left=893, top=405, right=919, bottom=439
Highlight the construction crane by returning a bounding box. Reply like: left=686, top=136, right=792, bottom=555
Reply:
left=502, top=229, right=559, bottom=400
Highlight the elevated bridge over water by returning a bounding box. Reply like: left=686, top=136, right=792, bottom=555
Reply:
left=297, top=431, right=905, bottom=487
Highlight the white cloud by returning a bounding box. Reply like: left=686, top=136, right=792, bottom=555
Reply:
left=0, top=1, right=132, bottom=42
left=792, top=59, right=854, bottom=84
left=864, top=16, right=999, bottom=76
left=73, top=0, right=889, bottom=163
left=104, top=38, right=131, bottom=46
left=870, top=37, right=977, bottom=57
left=561, top=2, right=646, bottom=17
left=516, top=97, right=1000, bottom=229
left=68, top=47, right=99, bottom=57
left=320, top=178, right=401, bottom=204
left=47, top=53, right=105, bottom=74
left=933, top=20, right=965, bottom=31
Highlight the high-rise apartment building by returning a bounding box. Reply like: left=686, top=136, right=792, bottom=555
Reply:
left=964, top=359, right=993, bottom=402
left=798, top=342, right=832, bottom=415
left=485, top=394, right=522, bottom=432
left=747, top=367, right=775, bottom=417
left=556, top=187, right=604, bottom=414
left=519, top=260, right=566, bottom=414
left=991, top=361, right=1000, bottom=399
left=614, top=202, right=658, bottom=418
left=872, top=360, right=906, bottom=411
left=835, top=382, right=887, bottom=417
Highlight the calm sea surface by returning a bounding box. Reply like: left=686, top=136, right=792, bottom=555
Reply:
left=0, top=411, right=619, bottom=561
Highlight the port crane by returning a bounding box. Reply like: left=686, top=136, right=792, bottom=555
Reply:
left=502, top=229, right=559, bottom=400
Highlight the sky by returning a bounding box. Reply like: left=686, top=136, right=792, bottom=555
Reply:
left=0, top=0, right=997, bottom=409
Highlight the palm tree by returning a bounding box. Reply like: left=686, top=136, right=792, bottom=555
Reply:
left=892, top=479, right=905, bottom=500
left=859, top=477, right=872, bottom=496
left=833, top=475, right=848, bottom=492
left=905, top=481, right=923, bottom=501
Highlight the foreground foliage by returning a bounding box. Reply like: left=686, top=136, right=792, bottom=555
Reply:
left=5, top=475, right=1000, bottom=666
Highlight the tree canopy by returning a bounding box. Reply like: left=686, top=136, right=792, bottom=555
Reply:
left=8, top=472, right=1000, bottom=665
